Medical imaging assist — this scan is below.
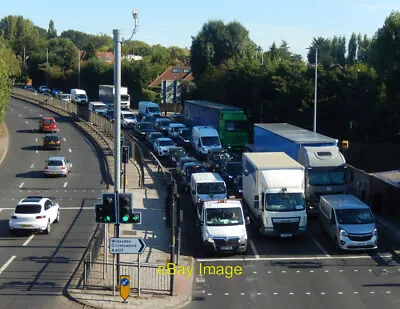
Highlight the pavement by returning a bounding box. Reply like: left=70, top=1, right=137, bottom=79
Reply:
left=0, top=121, right=9, bottom=165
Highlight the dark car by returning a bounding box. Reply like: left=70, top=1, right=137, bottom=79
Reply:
left=141, top=115, right=157, bottom=125
left=170, top=113, right=185, bottom=124
left=133, top=122, right=155, bottom=140
left=219, top=160, right=242, bottom=184
left=42, top=134, right=62, bottom=150
left=176, top=128, right=192, bottom=149
left=168, top=147, right=187, bottom=166
left=105, top=110, right=115, bottom=122
left=147, top=131, right=164, bottom=146
left=176, top=156, right=198, bottom=175
left=205, top=148, right=233, bottom=172
left=180, top=163, right=210, bottom=192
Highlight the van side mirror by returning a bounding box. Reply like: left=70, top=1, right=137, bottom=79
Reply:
left=330, top=216, right=336, bottom=225
left=243, top=169, right=249, bottom=176
left=245, top=216, right=250, bottom=225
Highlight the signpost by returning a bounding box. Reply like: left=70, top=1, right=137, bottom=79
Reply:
left=110, top=237, right=146, bottom=254
left=119, top=275, right=130, bottom=302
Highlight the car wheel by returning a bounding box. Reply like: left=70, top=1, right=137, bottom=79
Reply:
left=54, top=211, right=60, bottom=223
left=44, top=220, right=51, bottom=234
left=58, top=147, right=61, bottom=150
left=64, top=173, right=67, bottom=177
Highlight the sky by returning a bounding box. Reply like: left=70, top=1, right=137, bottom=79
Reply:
left=2, top=0, right=399, bottom=59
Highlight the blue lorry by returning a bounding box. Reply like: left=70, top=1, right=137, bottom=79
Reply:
left=253, top=123, right=352, bottom=216
left=184, top=100, right=249, bottom=151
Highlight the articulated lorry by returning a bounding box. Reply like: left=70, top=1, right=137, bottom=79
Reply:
left=98, top=85, right=130, bottom=110
left=242, top=152, right=307, bottom=237
left=184, top=100, right=249, bottom=151
left=253, top=123, right=351, bottom=216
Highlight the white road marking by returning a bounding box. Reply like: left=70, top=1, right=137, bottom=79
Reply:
left=312, top=237, right=330, bottom=257
left=39, top=114, right=42, bottom=117
left=289, top=292, right=294, bottom=295
left=370, top=291, right=375, bottom=294
left=11, top=109, right=14, bottom=111
left=309, top=270, right=314, bottom=273
left=36, top=149, right=38, bottom=153
left=354, top=291, right=359, bottom=294
left=0, top=256, right=17, bottom=275
left=354, top=269, right=359, bottom=272
left=273, top=292, right=278, bottom=295
left=248, top=239, right=260, bottom=259
left=18, top=114, right=22, bottom=117
left=19, top=183, right=24, bottom=188
left=386, top=291, right=391, bottom=294
left=68, top=148, right=71, bottom=152
left=63, top=137, right=66, bottom=141
left=30, top=164, right=34, bottom=169
left=338, top=292, right=343, bottom=295
left=63, top=182, right=68, bottom=188
left=197, top=254, right=393, bottom=262
left=306, top=292, right=311, bottom=295
left=340, top=269, right=343, bottom=272
left=25, top=121, right=29, bottom=124
left=240, top=293, right=245, bottom=295
left=35, top=138, right=38, bottom=142
left=224, top=293, right=229, bottom=296
left=207, top=293, right=212, bottom=296
left=22, top=235, right=34, bottom=247
left=321, top=292, right=326, bottom=295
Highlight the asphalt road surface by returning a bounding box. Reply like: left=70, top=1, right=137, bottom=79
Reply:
left=0, top=98, right=108, bottom=309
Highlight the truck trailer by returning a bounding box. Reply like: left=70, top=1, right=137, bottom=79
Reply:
left=98, top=85, right=130, bottom=110
left=242, top=152, right=307, bottom=237
left=253, top=123, right=351, bottom=216
left=184, top=100, right=249, bottom=151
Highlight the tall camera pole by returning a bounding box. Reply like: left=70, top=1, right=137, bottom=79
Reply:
left=113, top=8, right=139, bottom=290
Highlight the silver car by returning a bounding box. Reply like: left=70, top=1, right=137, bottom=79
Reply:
left=44, top=156, right=72, bottom=177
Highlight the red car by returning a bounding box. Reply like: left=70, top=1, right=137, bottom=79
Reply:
left=39, top=117, right=57, bottom=133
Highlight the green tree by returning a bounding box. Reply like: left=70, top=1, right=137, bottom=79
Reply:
left=307, top=37, right=333, bottom=66
left=347, top=33, right=357, bottom=65
left=60, top=30, right=92, bottom=49
left=47, top=19, right=57, bottom=40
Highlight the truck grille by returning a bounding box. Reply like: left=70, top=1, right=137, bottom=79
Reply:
left=213, top=237, right=239, bottom=247
left=272, top=217, right=300, bottom=233
left=348, top=233, right=373, bottom=242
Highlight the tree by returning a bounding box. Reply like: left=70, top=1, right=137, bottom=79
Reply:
left=307, top=37, right=333, bottom=66
left=47, top=20, right=57, bottom=40
left=347, top=33, right=357, bottom=65
left=60, top=30, right=92, bottom=49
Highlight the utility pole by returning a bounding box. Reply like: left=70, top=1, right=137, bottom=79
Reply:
left=23, top=47, right=26, bottom=64
left=313, top=48, right=318, bottom=133
left=261, top=48, right=264, bottom=65
left=78, top=49, right=81, bottom=88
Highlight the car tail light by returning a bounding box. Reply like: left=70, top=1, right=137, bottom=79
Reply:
left=61, top=166, right=66, bottom=170
left=45, top=166, right=49, bottom=170
left=56, top=141, right=60, bottom=144
left=35, top=215, right=46, bottom=219
left=11, top=215, right=17, bottom=219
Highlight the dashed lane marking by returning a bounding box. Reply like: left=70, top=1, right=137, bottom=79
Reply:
left=30, top=164, right=34, bottom=169
left=0, top=256, right=17, bottom=275
left=68, top=148, right=72, bottom=152
left=63, top=182, right=68, bottom=188
left=22, top=235, right=34, bottom=247
left=19, top=183, right=24, bottom=188
left=63, top=137, right=66, bottom=141
left=249, top=239, right=260, bottom=259
left=25, top=121, right=29, bottom=124
left=35, top=149, right=38, bottom=154
left=35, top=138, right=38, bottom=142
left=0, top=207, right=94, bottom=211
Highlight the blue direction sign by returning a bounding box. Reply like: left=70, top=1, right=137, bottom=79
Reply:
left=120, top=275, right=130, bottom=301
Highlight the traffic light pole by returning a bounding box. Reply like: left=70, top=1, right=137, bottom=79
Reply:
left=113, top=29, right=122, bottom=288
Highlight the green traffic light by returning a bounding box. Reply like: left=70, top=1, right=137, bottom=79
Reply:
left=105, top=216, right=111, bottom=222
left=132, top=215, right=138, bottom=222
left=122, top=215, right=129, bottom=222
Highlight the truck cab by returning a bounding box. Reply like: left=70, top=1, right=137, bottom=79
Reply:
left=200, top=199, right=249, bottom=255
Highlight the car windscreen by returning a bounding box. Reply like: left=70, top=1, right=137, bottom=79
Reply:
left=124, top=114, right=136, bottom=119
left=47, top=160, right=63, bottom=166
left=43, top=119, right=55, bottom=125
left=61, top=94, right=70, bottom=99
left=159, top=140, right=174, bottom=146
left=206, top=207, right=243, bottom=226
left=150, top=133, right=163, bottom=140
left=15, top=204, right=42, bottom=214
left=148, top=106, right=160, bottom=113
left=335, top=208, right=374, bottom=225
left=44, top=136, right=59, bottom=142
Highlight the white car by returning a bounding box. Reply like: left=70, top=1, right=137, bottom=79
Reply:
left=44, top=156, right=72, bottom=177
left=153, top=137, right=175, bottom=157
left=9, top=197, right=60, bottom=235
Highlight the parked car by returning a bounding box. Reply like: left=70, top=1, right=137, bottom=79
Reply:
left=8, top=196, right=60, bottom=235
left=42, top=134, right=62, bottom=150
left=39, top=117, right=57, bottom=133
left=153, top=137, right=176, bottom=157
left=168, top=147, right=187, bottom=166
left=43, top=156, right=72, bottom=177
left=176, top=156, right=198, bottom=175
left=147, top=132, right=164, bottom=146
left=133, top=122, right=155, bottom=140
left=205, top=148, right=233, bottom=172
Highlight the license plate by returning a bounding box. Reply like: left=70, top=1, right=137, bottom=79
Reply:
left=49, top=142, right=55, bottom=144
left=50, top=171, right=57, bottom=174
left=280, top=233, right=292, bottom=238
left=352, top=242, right=365, bottom=246
left=220, top=246, right=233, bottom=251
left=21, top=225, right=32, bottom=228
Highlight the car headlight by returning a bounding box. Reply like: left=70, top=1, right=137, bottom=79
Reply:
left=205, top=230, right=214, bottom=243
left=339, top=229, right=348, bottom=238
left=240, top=229, right=247, bottom=242
left=373, top=228, right=378, bottom=236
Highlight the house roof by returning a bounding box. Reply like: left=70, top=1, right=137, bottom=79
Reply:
left=96, top=52, right=114, bottom=63
left=148, top=64, right=193, bottom=88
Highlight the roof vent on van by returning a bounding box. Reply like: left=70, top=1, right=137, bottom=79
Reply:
left=316, top=151, right=333, bottom=159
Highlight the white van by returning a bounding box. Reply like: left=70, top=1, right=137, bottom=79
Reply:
left=190, top=172, right=227, bottom=217
left=191, top=126, right=222, bottom=157
left=319, top=194, right=378, bottom=251
left=168, top=123, right=187, bottom=139
left=121, top=111, right=137, bottom=128
left=70, top=89, right=88, bottom=104
left=138, top=101, right=161, bottom=119
left=200, top=199, right=249, bottom=255
left=88, top=102, right=107, bottom=114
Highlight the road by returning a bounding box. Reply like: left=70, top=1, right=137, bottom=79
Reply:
left=0, top=98, right=107, bottom=309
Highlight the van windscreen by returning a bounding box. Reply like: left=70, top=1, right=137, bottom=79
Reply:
left=335, top=209, right=374, bottom=224
left=197, top=182, right=226, bottom=195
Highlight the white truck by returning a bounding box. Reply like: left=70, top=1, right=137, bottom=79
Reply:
left=98, top=85, right=130, bottom=110
left=200, top=199, right=249, bottom=255
left=242, top=152, right=307, bottom=237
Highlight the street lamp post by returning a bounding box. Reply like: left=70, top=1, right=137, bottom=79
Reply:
left=113, top=8, right=139, bottom=288
left=313, top=48, right=318, bottom=133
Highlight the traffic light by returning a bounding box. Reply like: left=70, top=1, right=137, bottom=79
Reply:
left=119, top=193, right=140, bottom=224
left=122, top=146, right=129, bottom=164
left=95, top=193, right=116, bottom=223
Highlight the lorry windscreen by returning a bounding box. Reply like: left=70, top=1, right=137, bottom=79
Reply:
left=225, top=120, right=249, bottom=132
left=201, top=136, right=220, bottom=146
left=77, top=94, right=87, bottom=98
left=308, top=171, right=345, bottom=186
left=265, top=193, right=305, bottom=212
left=206, top=207, right=243, bottom=226
left=197, top=182, right=226, bottom=195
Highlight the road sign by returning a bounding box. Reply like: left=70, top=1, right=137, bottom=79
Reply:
left=119, top=275, right=130, bottom=301
left=110, top=237, right=146, bottom=254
